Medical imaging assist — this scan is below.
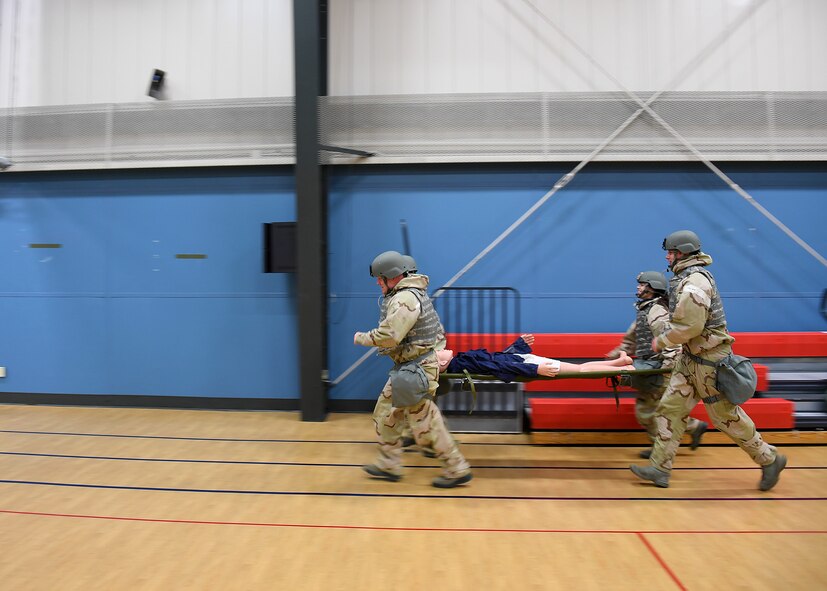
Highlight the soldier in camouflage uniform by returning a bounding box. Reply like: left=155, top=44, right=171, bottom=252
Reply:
left=354, top=250, right=472, bottom=488
left=398, top=255, right=439, bottom=459
left=630, top=231, right=786, bottom=490
left=608, top=271, right=707, bottom=459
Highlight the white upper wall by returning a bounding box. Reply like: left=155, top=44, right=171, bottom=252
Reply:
left=1, top=0, right=825, bottom=108
left=330, top=0, right=827, bottom=95
left=0, top=0, right=295, bottom=107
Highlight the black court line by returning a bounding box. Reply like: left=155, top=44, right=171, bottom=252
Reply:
left=0, top=429, right=380, bottom=444
left=0, top=429, right=629, bottom=447
left=1, top=479, right=825, bottom=502
left=2, top=451, right=825, bottom=471
left=2, top=430, right=516, bottom=445
left=3, top=429, right=824, bottom=448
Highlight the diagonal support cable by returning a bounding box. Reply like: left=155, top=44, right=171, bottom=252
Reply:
left=631, top=101, right=827, bottom=268
left=519, top=0, right=826, bottom=268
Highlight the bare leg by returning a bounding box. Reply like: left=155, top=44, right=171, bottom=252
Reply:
left=527, top=350, right=634, bottom=377
left=537, top=362, right=559, bottom=377
left=559, top=359, right=635, bottom=373
left=584, top=355, right=633, bottom=368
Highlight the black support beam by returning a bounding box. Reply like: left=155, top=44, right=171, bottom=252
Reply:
left=293, top=0, right=328, bottom=421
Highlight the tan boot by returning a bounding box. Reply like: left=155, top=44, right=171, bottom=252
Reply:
left=690, top=421, right=708, bottom=451
left=363, top=464, right=401, bottom=482
left=630, top=464, right=670, bottom=488
left=432, top=472, right=472, bottom=488
left=758, top=454, right=787, bottom=491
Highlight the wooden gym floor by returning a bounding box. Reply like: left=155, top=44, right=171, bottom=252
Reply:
left=1, top=404, right=825, bottom=591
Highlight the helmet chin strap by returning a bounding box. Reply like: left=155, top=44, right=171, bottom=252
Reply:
left=381, top=275, right=405, bottom=294
left=666, top=250, right=685, bottom=272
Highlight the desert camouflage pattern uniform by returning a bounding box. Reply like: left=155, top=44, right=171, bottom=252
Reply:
left=354, top=274, right=470, bottom=479
left=650, top=253, right=777, bottom=472
left=609, top=296, right=703, bottom=443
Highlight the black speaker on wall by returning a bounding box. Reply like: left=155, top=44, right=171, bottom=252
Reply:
left=148, top=69, right=166, bottom=99
left=263, top=222, right=297, bottom=273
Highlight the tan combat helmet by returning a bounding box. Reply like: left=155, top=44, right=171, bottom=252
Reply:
left=369, top=250, right=409, bottom=279
left=401, top=255, right=417, bottom=274
left=636, top=271, right=668, bottom=294
left=662, top=230, right=701, bottom=254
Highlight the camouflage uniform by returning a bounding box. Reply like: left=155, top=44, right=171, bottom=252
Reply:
left=355, top=274, right=471, bottom=479
left=609, top=296, right=704, bottom=443
left=649, top=253, right=777, bottom=472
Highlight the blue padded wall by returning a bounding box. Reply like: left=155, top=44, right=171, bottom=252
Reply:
left=0, top=168, right=297, bottom=399
left=1, top=163, right=825, bottom=403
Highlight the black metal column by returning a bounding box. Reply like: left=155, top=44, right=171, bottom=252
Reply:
left=294, top=0, right=328, bottom=421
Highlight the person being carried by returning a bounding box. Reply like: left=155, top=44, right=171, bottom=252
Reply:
left=438, top=334, right=635, bottom=382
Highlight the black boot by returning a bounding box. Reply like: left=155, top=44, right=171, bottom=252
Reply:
left=690, top=421, right=708, bottom=451
left=758, top=454, right=787, bottom=491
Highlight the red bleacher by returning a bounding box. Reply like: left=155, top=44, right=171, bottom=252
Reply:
left=444, top=332, right=827, bottom=431
left=445, top=332, right=827, bottom=359
left=521, top=365, right=768, bottom=393
left=529, top=397, right=795, bottom=430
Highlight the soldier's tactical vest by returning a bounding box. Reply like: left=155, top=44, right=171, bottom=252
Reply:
left=380, top=287, right=444, bottom=352
left=669, top=265, right=726, bottom=329
left=634, top=298, right=665, bottom=360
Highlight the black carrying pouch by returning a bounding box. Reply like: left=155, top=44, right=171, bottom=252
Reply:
left=688, top=350, right=758, bottom=405
left=389, top=352, right=432, bottom=407
left=630, top=359, right=665, bottom=394
left=715, top=354, right=758, bottom=405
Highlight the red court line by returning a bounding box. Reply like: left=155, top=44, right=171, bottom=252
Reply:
left=2, top=509, right=826, bottom=535
left=637, top=532, right=687, bottom=591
